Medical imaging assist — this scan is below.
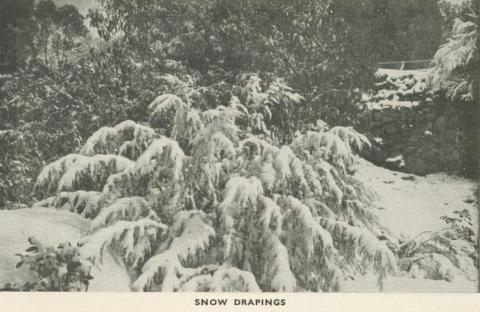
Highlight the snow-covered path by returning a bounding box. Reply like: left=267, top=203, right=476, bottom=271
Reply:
left=343, top=159, right=478, bottom=292
left=356, top=159, right=478, bottom=239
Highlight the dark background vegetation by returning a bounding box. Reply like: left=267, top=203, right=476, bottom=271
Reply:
left=0, top=0, right=477, bottom=206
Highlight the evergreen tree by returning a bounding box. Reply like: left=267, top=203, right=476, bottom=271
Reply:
left=33, top=76, right=396, bottom=291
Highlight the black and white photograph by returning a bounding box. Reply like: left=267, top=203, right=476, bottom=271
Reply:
left=0, top=0, right=479, bottom=295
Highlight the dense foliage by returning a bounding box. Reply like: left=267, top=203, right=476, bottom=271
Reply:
left=429, top=0, right=479, bottom=178
left=431, top=0, right=479, bottom=100
left=0, top=0, right=453, bottom=207
left=31, top=76, right=397, bottom=291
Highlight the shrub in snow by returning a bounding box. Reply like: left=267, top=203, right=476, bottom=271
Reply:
left=31, top=75, right=396, bottom=292
left=80, top=120, right=156, bottom=160
left=235, top=74, right=305, bottom=143
left=34, top=154, right=134, bottom=197
left=398, top=210, right=477, bottom=282
left=32, top=191, right=106, bottom=219
left=3, top=237, right=93, bottom=291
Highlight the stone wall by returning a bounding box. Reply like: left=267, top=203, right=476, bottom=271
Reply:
left=358, top=69, right=472, bottom=176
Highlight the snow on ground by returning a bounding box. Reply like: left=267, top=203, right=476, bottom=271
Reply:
left=0, top=208, right=131, bottom=291
left=0, top=208, right=89, bottom=286
left=342, top=274, right=477, bottom=293
left=88, top=248, right=131, bottom=292
left=343, top=159, right=478, bottom=292
left=356, top=158, right=478, bottom=238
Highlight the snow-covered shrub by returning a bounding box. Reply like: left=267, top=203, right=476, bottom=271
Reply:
left=31, top=75, right=396, bottom=292
left=81, top=219, right=166, bottom=270
left=32, top=191, right=106, bottom=219
left=234, top=74, right=304, bottom=143
left=34, top=154, right=134, bottom=197
left=6, top=237, right=93, bottom=291
left=398, top=209, right=477, bottom=282
left=80, top=120, right=156, bottom=160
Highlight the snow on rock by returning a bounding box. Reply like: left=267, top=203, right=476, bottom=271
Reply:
left=0, top=208, right=131, bottom=291
left=376, top=68, right=429, bottom=81
left=385, top=154, right=405, bottom=169
left=363, top=68, right=429, bottom=110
